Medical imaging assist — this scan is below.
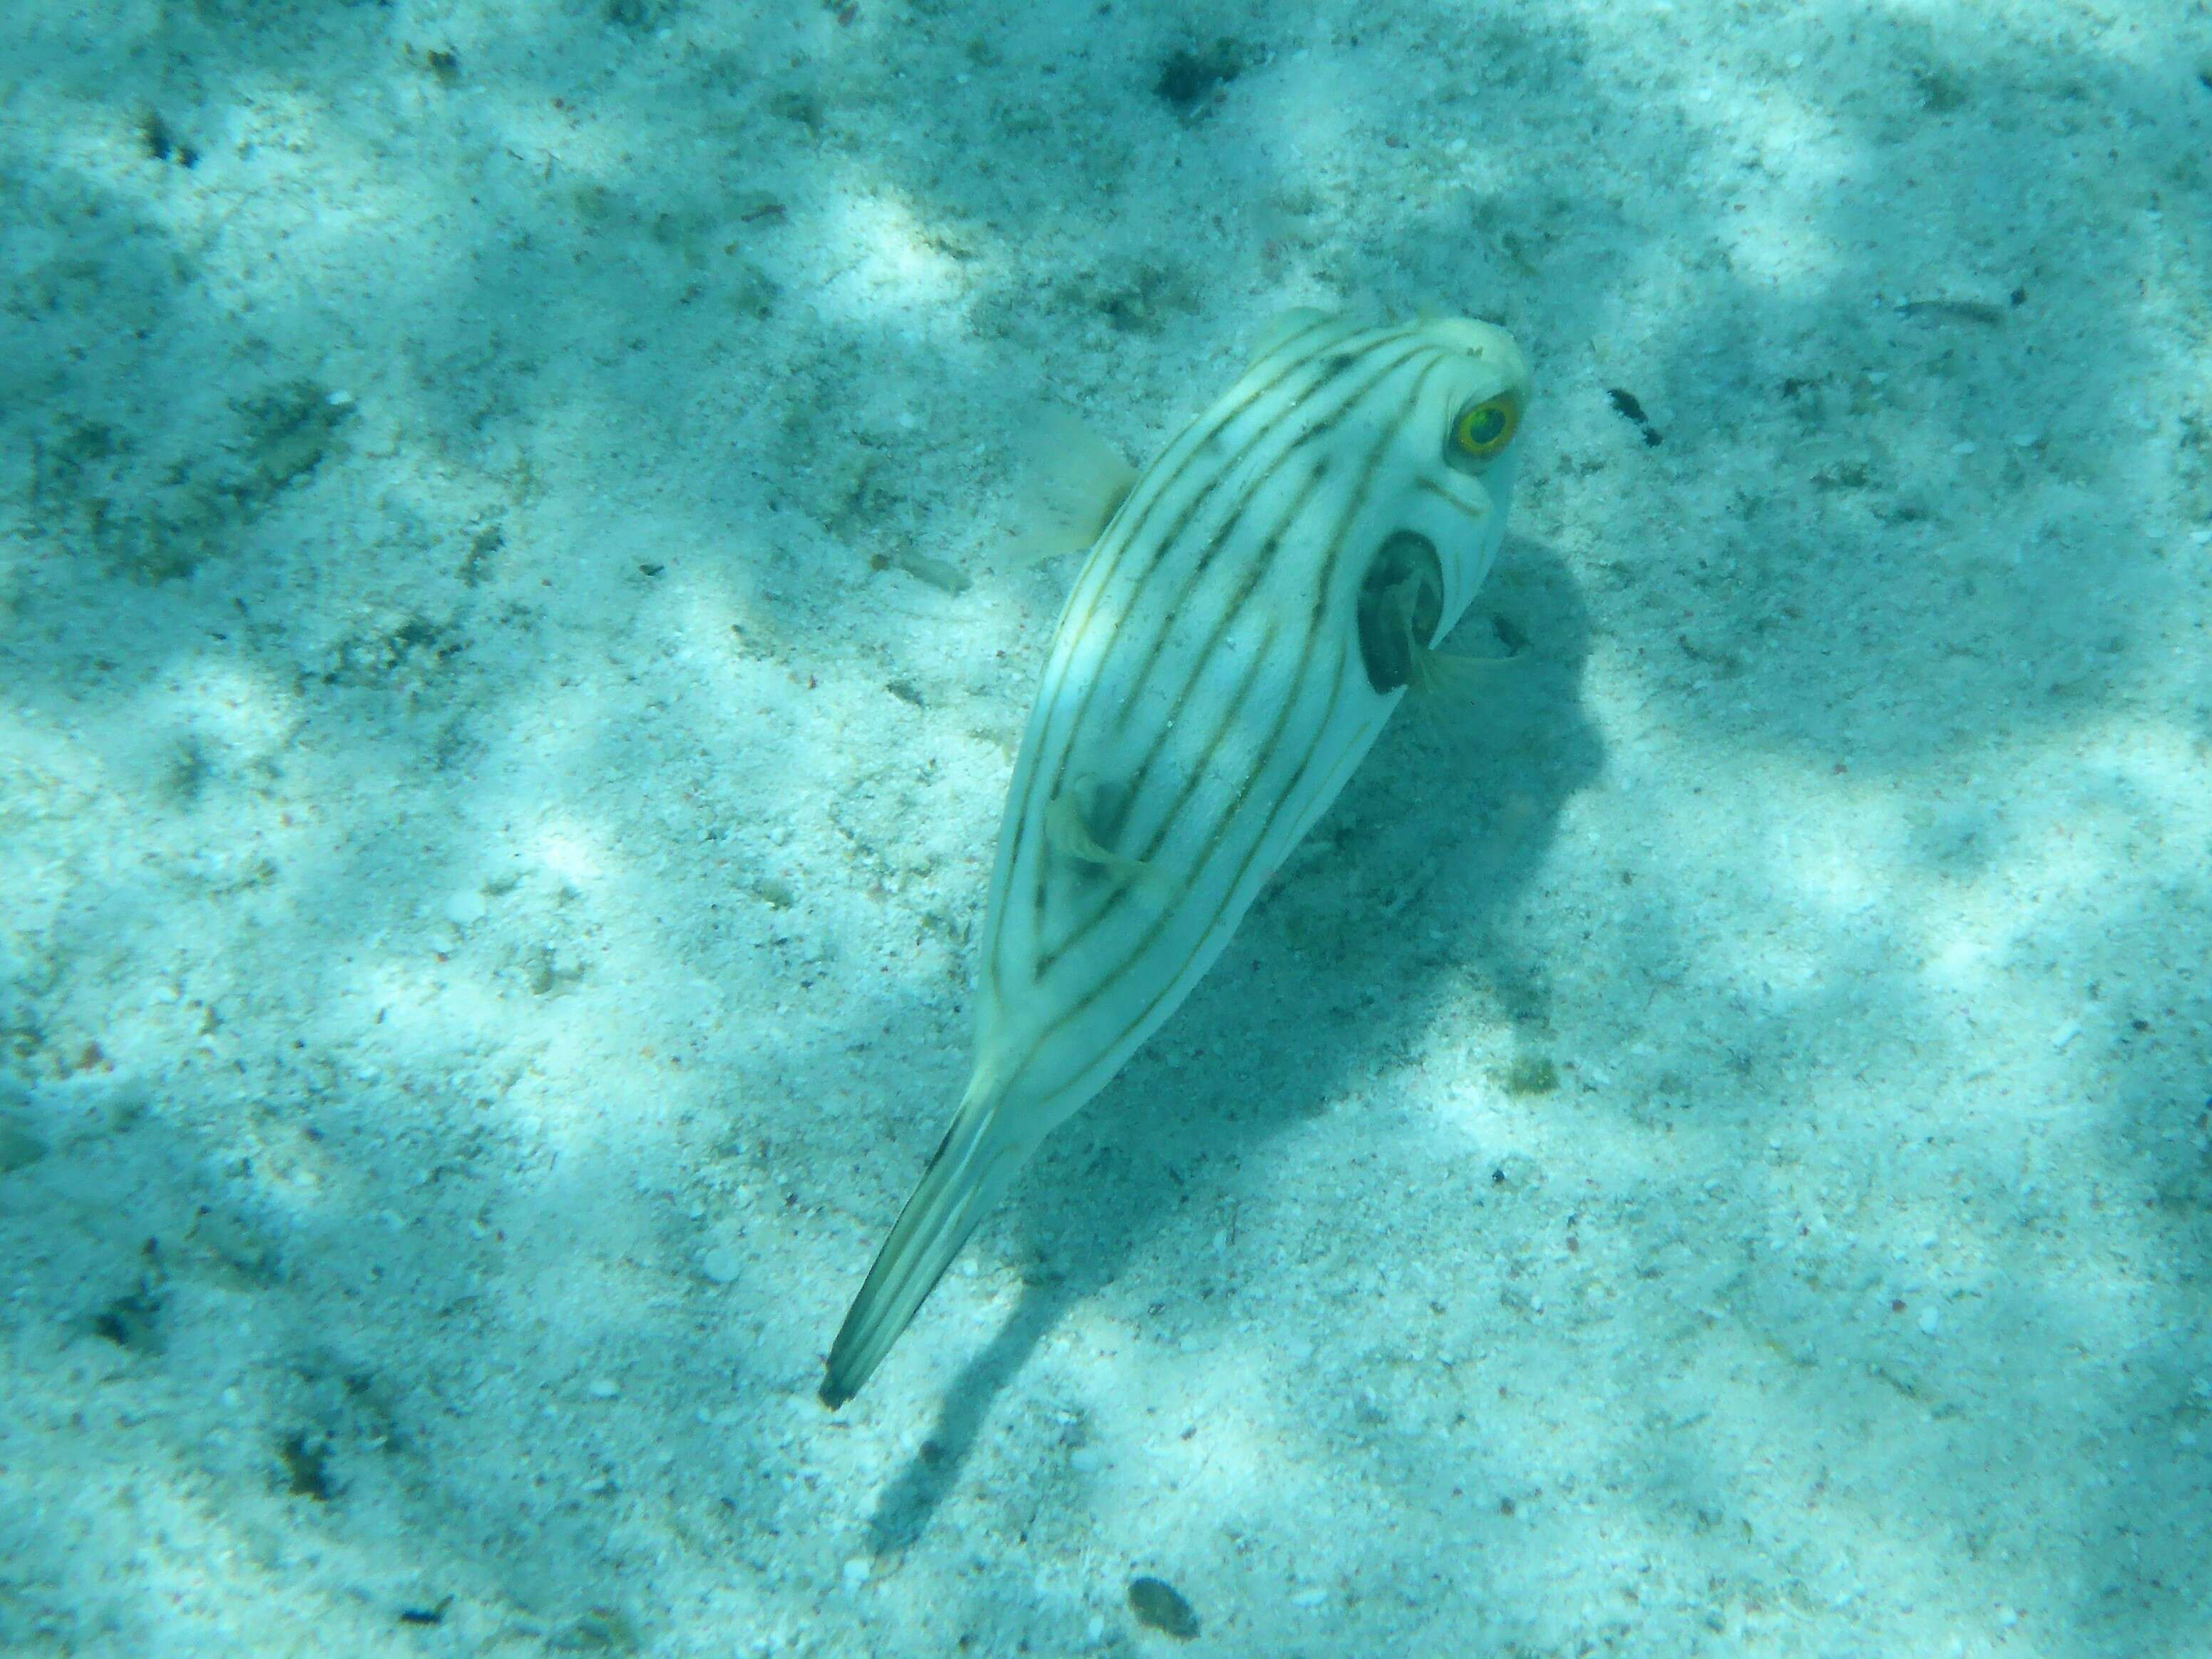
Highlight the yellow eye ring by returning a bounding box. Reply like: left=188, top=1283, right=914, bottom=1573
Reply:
left=1451, top=395, right=1520, bottom=459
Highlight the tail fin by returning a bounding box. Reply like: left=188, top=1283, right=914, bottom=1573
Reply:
left=820, top=1076, right=1027, bottom=1409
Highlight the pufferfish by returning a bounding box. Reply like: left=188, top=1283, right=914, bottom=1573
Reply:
left=821, top=310, right=1532, bottom=1407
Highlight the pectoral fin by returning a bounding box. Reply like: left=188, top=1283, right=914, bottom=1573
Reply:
left=1008, top=406, right=1139, bottom=565
left=1359, top=538, right=1517, bottom=698
left=1045, top=788, right=1165, bottom=889
left=1409, top=631, right=1521, bottom=697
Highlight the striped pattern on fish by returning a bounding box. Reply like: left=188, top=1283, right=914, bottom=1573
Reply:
left=821, top=310, right=1532, bottom=1407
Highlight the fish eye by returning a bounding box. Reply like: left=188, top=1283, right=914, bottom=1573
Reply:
left=1450, top=394, right=1520, bottom=460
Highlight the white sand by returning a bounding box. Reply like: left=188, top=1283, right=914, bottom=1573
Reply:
left=3, top=0, right=2208, bottom=1653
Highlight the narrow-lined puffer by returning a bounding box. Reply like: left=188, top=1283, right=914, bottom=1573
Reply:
left=821, top=310, right=1532, bottom=1407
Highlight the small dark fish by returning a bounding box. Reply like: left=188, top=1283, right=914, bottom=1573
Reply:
left=891, top=548, right=971, bottom=595
left=1896, top=299, right=2005, bottom=325
left=1607, top=387, right=1662, bottom=446
left=1128, top=1576, right=1202, bottom=1640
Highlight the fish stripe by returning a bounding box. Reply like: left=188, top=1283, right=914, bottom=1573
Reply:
left=1041, top=325, right=1418, bottom=712
left=1011, top=637, right=1376, bottom=1124
left=1042, top=317, right=1361, bottom=650
left=996, top=359, right=1454, bottom=1099
left=1037, top=354, right=1448, bottom=948
left=997, top=336, right=1439, bottom=990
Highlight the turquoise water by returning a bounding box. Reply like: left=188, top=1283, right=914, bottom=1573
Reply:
left=2, top=3, right=2207, bottom=1653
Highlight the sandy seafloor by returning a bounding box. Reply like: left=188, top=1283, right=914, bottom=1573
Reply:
left=3, top=0, right=2210, bottom=1653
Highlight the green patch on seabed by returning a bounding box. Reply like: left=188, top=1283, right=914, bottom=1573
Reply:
left=33, top=380, right=355, bottom=582
left=1500, top=1053, right=1561, bottom=1096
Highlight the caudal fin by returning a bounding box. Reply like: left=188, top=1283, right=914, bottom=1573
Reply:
left=820, top=1077, right=1027, bottom=1409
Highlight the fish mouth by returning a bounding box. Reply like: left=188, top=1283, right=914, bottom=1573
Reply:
left=1355, top=530, right=1445, bottom=694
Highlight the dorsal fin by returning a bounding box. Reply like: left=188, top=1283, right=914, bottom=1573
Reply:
left=1246, top=306, right=1333, bottom=367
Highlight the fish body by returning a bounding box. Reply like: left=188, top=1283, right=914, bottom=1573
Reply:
left=821, top=311, right=1532, bottom=1405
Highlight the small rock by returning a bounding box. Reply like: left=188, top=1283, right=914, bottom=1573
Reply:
left=193, top=1208, right=278, bottom=1283
left=0, top=1118, right=47, bottom=1173
left=93, top=1284, right=165, bottom=1353
left=278, top=1430, right=334, bottom=1501
left=552, top=1606, right=638, bottom=1652
left=699, top=1247, right=742, bottom=1285
left=841, top=1557, right=871, bottom=1588
left=444, top=888, right=488, bottom=927
left=587, top=1377, right=619, bottom=1399
left=1918, top=1305, right=1941, bottom=1336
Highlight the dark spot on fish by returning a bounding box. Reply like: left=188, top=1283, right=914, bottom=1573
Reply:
left=1356, top=531, right=1443, bottom=694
